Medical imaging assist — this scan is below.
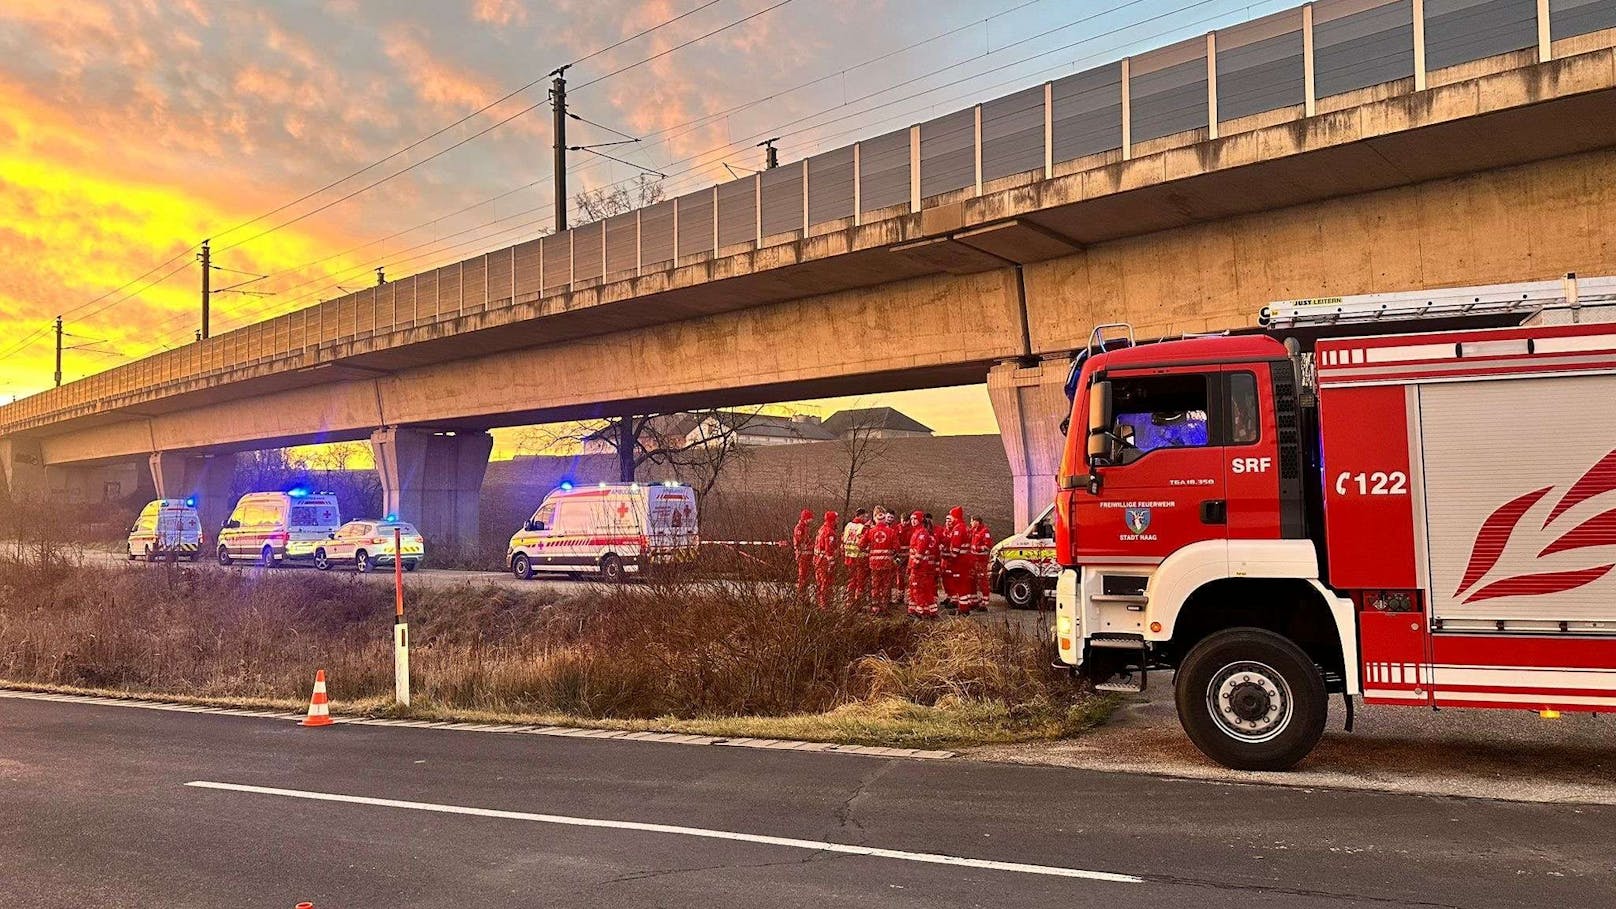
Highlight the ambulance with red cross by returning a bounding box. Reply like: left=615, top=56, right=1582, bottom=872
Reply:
left=1053, top=275, right=1616, bottom=770
left=508, top=482, right=699, bottom=582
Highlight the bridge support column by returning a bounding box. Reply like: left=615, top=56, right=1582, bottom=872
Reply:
left=369, top=427, right=493, bottom=558
left=987, top=357, right=1073, bottom=530
left=0, top=437, right=46, bottom=502
left=149, top=452, right=235, bottom=543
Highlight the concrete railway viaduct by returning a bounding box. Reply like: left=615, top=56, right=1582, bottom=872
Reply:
left=5, top=2, right=1616, bottom=551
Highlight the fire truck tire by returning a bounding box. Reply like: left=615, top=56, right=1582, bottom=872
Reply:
left=512, top=553, right=534, bottom=580
left=599, top=554, right=625, bottom=584
left=1003, top=570, right=1038, bottom=610
left=1175, top=628, right=1327, bottom=772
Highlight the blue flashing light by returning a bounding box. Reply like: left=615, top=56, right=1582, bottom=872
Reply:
left=183, top=496, right=197, bottom=508
left=385, top=513, right=398, bottom=522
left=559, top=481, right=573, bottom=491
left=288, top=486, right=310, bottom=499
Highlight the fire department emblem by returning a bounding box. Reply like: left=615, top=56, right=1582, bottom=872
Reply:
left=1124, top=507, right=1152, bottom=535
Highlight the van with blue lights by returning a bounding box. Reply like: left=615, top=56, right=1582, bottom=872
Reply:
left=216, top=489, right=342, bottom=567
left=508, top=482, right=698, bottom=582
left=126, top=498, right=202, bottom=562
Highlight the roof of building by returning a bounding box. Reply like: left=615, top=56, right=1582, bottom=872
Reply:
left=709, top=411, right=837, bottom=442
left=821, top=407, right=934, bottom=436
left=580, top=414, right=701, bottom=444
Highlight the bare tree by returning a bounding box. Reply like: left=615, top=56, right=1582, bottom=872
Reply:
left=828, top=408, right=894, bottom=514
left=519, top=408, right=762, bottom=488
left=574, top=175, right=665, bottom=222
left=662, top=408, right=765, bottom=497
left=304, top=441, right=366, bottom=472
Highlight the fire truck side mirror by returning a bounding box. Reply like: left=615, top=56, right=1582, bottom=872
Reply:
left=1085, top=380, right=1114, bottom=465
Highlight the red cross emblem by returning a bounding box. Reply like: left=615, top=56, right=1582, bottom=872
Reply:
left=616, top=503, right=630, bottom=519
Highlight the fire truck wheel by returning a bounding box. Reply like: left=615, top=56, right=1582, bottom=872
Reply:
left=1003, top=570, right=1038, bottom=610
left=1175, top=628, right=1327, bottom=772
left=599, top=554, right=625, bottom=584
left=512, top=553, right=534, bottom=580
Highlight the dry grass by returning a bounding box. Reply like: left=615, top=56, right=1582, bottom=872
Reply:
left=0, top=548, right=1107, bottom=747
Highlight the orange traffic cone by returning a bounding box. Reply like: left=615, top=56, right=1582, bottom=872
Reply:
left=299, top=670, right=333, bottom=727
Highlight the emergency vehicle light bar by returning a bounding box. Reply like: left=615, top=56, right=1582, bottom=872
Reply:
left=1260, top=274, right=1616, bottom=330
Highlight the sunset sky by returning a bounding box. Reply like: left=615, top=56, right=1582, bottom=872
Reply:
left=0, top=0, right=1292, bottom=455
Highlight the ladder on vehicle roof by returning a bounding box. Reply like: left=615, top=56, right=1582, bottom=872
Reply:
left=1260, top=273, right=1616, bottom=330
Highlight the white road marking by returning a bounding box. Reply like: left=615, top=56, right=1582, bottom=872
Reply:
left=185, top=780, right=1142, bottom=884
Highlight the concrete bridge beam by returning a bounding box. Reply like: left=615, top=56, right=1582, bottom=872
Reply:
left=369, top=427, right=493, bottom=559
left=0, top=437, right=46, bottom=502
left=149, top=452, right=235, bottom=545
left=987, top=358, right=1073, bottom=530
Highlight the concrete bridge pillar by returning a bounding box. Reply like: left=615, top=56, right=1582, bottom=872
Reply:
left=0, top=436, right=46, bottom=502
left=987, top=357, right=1074, bottom=530
left=369, top=427, right=493, bottom=558
left=149, top=452, right=235, bottom=543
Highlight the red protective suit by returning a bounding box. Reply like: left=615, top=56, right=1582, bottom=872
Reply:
left=940, top=506, right=975, bottom=614
left=866, top=516, right=901, bottom=614
left=969, top=520, right=994, bottom=613
left=812, top=512, right=840, bottom=609
left=841, top=515, right=872, bottom=609
left=893, top=519, right=913, bottom=606
left=906, top=512, right=939, bottom=618
left=792, top=509, right=816, bottom=596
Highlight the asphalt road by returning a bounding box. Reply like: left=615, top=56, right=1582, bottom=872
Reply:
left=1, top=696, right=1612, bottom=908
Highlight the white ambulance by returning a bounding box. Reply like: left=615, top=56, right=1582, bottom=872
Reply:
left=508, top=482, right=698, bottom=582
left=216, top=489, right=343, bottom=567
left=126, top=498, right=203, bottom=562
left=990, top=503, right=1059, bottom=609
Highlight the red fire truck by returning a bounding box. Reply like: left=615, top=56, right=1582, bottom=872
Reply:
left=1053, top=275, right=1616, bottom=770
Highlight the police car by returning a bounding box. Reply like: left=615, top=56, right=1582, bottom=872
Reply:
left=313, top=518, right=425, bottom=572
left=990, top=503, right=1059, bottom=609
left=509, top=482, right=698, bottom=582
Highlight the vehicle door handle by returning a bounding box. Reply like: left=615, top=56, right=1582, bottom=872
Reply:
left=1200, top=500, right=1227, bottom=525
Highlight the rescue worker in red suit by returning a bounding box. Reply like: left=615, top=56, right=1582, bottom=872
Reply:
left=969, top=515, right=993, bottom=614
left=940, top=506, right=974, bottom=614
left=906, top=511, right=939, bottom=618
left=893, top=511, right=913, bottom=606
left=866, top=511, right=901, bottom=614
left=841, top=508, right=872, bottom=608
left=791, top=508, right=816, bottom=597
left=812, top=511, right=840, bottom=609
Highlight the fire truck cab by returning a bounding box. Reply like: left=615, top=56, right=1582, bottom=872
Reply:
left=1054, top=277, right=1616, bottom=770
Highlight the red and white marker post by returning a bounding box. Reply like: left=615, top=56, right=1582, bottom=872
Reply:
left=393, top=526, right=410, bottom=707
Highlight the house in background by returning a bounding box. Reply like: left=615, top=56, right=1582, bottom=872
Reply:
left=687, top=412, right=836, bottom=447
left=821, top=407, right=934, bottom=440
left=578, top=414, right=701, bottom=456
